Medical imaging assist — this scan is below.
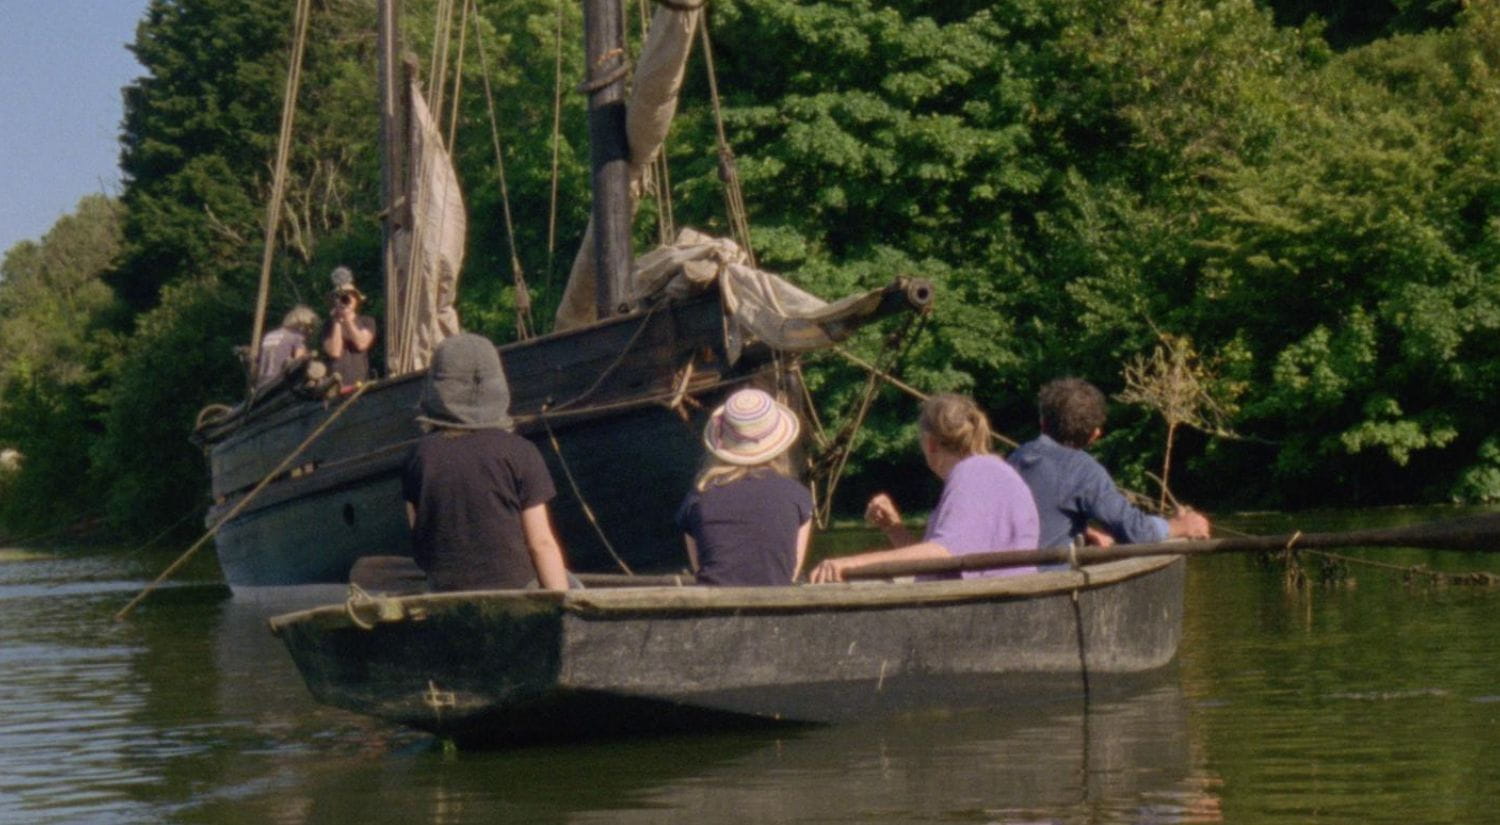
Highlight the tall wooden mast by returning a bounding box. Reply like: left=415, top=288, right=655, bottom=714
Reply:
left=377, top=0, right=409, bottom=374
left=583, top=0, right=633, bottom=318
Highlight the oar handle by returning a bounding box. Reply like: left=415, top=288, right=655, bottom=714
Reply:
left=842, top=514, right=1500, bottom=581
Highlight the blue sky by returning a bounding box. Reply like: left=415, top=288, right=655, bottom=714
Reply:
left=0, top=1, right=151, bottom=256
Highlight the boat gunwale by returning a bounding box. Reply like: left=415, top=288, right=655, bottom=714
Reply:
left=267, top=555, right=1180, bottom=632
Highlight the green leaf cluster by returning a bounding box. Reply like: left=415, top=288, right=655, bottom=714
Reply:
left=5, top=0, right=1500, bottom=540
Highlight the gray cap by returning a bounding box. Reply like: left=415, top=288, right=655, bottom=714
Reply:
left=415, top=333, right=515, bottom=430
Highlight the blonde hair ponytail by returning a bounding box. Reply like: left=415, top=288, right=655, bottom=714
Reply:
left=918, top=394, right=991, bottom=457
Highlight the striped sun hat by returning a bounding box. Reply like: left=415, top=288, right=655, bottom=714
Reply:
left=704, top=388, right=801, bottom=466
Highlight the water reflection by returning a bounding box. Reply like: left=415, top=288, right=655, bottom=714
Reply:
left=224, top=677, right=1218, bottom=825
left=15, top=507, right=1496, bottom=824
left=0, top=548, right=1224, bottom=825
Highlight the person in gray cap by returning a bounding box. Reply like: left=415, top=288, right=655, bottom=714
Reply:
left=255, top=304, right=319, bottom=388
left=400, top=333, right=571, bottom=591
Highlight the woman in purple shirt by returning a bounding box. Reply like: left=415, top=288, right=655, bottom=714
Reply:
left=809, top=394, right=1040, bottom=583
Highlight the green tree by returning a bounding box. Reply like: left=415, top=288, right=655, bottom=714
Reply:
left=0, top=195, right=123, bottom=533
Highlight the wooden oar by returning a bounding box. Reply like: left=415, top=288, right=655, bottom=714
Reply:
left=843, top=513, right=1500, bottom=581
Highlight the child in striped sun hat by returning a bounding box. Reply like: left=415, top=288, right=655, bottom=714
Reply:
left=674, top=388, right=812, bottom=586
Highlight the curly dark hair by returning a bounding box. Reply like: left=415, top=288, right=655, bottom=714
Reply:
left=1038, top=377, right=1106, bottom=448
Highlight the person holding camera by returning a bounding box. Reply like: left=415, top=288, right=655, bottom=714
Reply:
left=321, top=265, right=377, bottom=388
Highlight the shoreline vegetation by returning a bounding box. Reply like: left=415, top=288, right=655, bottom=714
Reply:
left=2, top=0, right=1497, bottom=545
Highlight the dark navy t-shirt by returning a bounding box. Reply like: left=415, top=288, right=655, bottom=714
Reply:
left=675, top=472, right=812, bottom=586
left=402, top=428, right=556, bottom=591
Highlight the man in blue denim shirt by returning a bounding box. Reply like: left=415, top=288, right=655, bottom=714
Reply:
left=1008, top=377, right=1210, bottom=549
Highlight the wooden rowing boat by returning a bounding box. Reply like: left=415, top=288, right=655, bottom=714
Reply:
left=268, top=554, right=1183, bottom=745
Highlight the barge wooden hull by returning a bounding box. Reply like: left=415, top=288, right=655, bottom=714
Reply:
left=200, top=294, right=772, bottom=587
left=269, top=555, right=1185, bottom=745
left=200, top=278, right=930, bottom=589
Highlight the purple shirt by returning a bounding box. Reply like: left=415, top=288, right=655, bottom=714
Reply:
left=924, top=454, right=1041, bottom=579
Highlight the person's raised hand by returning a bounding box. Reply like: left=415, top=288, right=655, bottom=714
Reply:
left=864, top=493, right=902, bottom=531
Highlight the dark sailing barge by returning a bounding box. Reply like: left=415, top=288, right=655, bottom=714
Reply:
left=192, top=0, right=931, bottom=588
left=269, top=555, right=1185, bottom=744
left=195, top=283, right=927, bottom=587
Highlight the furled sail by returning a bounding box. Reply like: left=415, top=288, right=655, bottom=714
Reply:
left=551, top=6, right=880, bottom=361
left=389, top=81, right=466, bottom=374
left=635, top=228, right=921, bottom=361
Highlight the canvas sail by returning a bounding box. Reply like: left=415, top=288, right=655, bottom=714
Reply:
left=389, top=81, right=466, bottom=375
left=633, top=228, right=915, bottom=359
left=552, top=6, right=877, bottom=360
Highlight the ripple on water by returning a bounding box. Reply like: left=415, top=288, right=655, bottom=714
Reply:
left=0, top=635, right=153, bottom=823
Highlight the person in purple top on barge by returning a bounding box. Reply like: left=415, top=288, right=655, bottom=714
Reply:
left=809, top=393, right=1040, bottom=583
left=1007, top=377, right=1210, bottom=551
left=675, top=388, right=813, bottom=586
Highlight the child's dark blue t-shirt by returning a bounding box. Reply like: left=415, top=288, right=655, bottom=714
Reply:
left=675, top=472, right=812, bottom=586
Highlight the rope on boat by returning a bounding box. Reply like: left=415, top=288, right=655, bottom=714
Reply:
left=539, top=406, right=636, bottom=576
left=426, top=0, right=456, bottom=125
left=471, top=0, right=536, bottom=339
left=808, top=311, right=929, bottom=527
left=636, top=0, right=678, bottom=247
left=345, top=583, right=407, bottom=629
left=1212, top=521, right=1500, bottom=588
left=113, top=382, right=373, bottom=621
left=545, top=0, right=565, bottom=284
left=546, top=302, right=663, bottom=414
left=445, top=0, right=472, bottom=147
left=698, top=14, right=757, bottom=269
left=821, top=345, right=1021, bottom=451
left=246, top=0, right=313, bottom=386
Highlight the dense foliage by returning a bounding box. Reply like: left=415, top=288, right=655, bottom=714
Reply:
left=1, top=0, right=1497, bottom=540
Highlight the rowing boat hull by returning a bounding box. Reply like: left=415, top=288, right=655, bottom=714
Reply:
left=269, top=555, right=1184, bottom=744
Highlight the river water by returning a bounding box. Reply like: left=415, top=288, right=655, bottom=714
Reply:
left=2, top=508, right=1498, bottom=824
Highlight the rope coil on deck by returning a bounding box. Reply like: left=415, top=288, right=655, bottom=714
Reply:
left=345, top=583, right=408, bottom=630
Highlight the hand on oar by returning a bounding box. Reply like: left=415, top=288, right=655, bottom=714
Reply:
left=809, top=557, right=852, bottom=584
left=1168, top=508, right=1212, bottom=540
left=839, top=513, right=1500, bottom=580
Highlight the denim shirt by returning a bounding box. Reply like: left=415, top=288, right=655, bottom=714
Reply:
left=1006, top=435, right=1168, bottom=550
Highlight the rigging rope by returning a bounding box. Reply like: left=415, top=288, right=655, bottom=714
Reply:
left=247, top=0, right=313, bottom=389
left=546, top=0, right=566, bottom=286
left=636, top=0, right=678, bottom=246
left=539, top=408, right=635, bottom=575
left=547, top=303, right=662, bottom=413
left=697, top=16, right=756, bottom=268
left=821, top=345, right=1020, bottom=450
left=445, top=0, right=472, bottom=147
left=427, top=0, right=455, bottom=126
left=471, top=0, right=536, bottom=339
left=114, top=382, right=374, bottom=621
left=810, top=312, right=928, bottom=526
